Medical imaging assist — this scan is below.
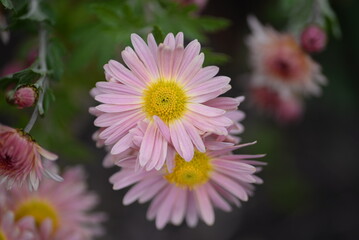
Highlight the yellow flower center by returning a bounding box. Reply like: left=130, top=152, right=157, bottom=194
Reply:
left=143, top=80, right=188, bottom=123
left=165, top=151, right=212, bottom=188
left=15, top=198, right=59, bottom=232
left=0, top=230, right=6, bottom=240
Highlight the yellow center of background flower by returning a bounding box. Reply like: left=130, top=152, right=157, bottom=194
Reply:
left=0, top=230, right=6, bottom=240
left=165, top=151, right=212, bottom=188
left=15, top=198, right=59, bottom=232
left=143, top=80, right=188, bottom=123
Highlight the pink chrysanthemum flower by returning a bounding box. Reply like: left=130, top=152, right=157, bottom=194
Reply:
left=110, top=137, right=265, bottom=229
left=246, top=16, right=326, bottom=96
left=92, top=32, right=237, bottom=170
left=5, top=166, right=105, bottom=240
left=0, top=211, right=35, bottom=240
left=0, top=124, right=62, bottom=191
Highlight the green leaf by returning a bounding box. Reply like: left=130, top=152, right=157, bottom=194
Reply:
left=1, top=0, right=13, bottom=9
left=0, top=68, right=40, bottom=88
left=202, top=48, right=230, bottom=65
left=198, top=17, right=230, bottom=32
left=42, top=87, right=55, bottom=113
left=47, top=39, right=65, bottom=81
left=152, top=25, right=164, bottom=43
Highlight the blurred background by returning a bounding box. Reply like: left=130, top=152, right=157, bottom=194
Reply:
left=1, top=0, right=359, bottom=239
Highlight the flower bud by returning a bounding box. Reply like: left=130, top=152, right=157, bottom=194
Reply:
left=13, top=85, right=38, bottom=109
left=300, top=25, right=327, bottom=53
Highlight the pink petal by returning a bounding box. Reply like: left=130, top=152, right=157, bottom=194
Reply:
left=182, top=120, right=205, bottom=152
left=170, top=121, right=194, bottom=162
left=153, top=116, right=171, bottom=142
left=185, top=192, right=199, bottom=227
left=206, top=183, right=232, bottom=212
left=194, top=185, right=215, bottom=225
left=185, top=66, right=219, bottom=89
left=156, top=186, right=177, bottom=229
left=105, top=60, right=146, bottom=89
left=211, top=172, right=248, bottom=201
left=95, top=94, right=141, bottom=105
left=123, top=176, right=162, bottom=205
left=171, top=188, right=187, bottom=225
left=188, top=103, right=225, bottom=117
left=131, top=33, right=159, bottom=79
left=204, top=97, right=241, bottom=111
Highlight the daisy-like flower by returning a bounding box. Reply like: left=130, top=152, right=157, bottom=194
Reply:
left=0, top=210, right=35, bottom=240
left=92, top=32, right=236, bottom=170
left=246, top=16, right=326, bottom=96
left=0, top=124, right=62, bottom=191
left=6, top=166, right=105, bottom=240
left=110, top=137, right=265, bottom=229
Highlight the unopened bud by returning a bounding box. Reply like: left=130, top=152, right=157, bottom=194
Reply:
left=13, top=85, right=38, bottom=109
left=300, top=25, right=327, bottom=53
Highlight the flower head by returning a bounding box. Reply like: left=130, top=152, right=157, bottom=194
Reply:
left=246, top=16, right=326, bottom=96
left=12, top=86, right=38, bottom=109
left=0, top=124, right=62, bottom=191
left=0, top=210, right=35, bottom=240
left=300, top=25, right=327, bottom=53
left=110, top=137, right=265, bottom=229
left=92, top=32, right=237, bottom=171
left=5, top=166, right=105, bottom=240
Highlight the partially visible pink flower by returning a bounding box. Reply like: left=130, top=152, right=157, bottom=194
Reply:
left=0, top=124, right=62, bottom=191
left=174, top=0, right=209, bottom=11
left=300, top=25, right=327, bottom=53
left=92, top=32, right=237, bottom=171
left=0, top=211, right=35, bottom=240
left=246, top=16, right=326, bottom=96
left=12, top=86, right=38, bottom=109
left=250, top=86, right=303, bottom=124
left=6, top=166, right=106, bottom=240
left=0, top=61, right=25, bottom=77
left=110, top=137, right=265, bottom=229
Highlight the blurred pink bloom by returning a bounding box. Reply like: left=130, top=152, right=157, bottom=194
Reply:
left=250, top=86, right=303, bottom=124
left=174, top=0, right=209, bottom=11
left=110, top=137, right=265, bottom=229
left=0, top=211, right=35, bottom=240
left=13, top=86, right=38, bottom=109
left=6, top=166, right=106, bottom=240
left=246, top=16, right=326, bottom=96
left=0, top=61, right=25, bottom=77
left=300, top=25, right=327, bottom=53
left=0, top=124, right=62, bottom=191
left=92, top=32, right=237, bottom=171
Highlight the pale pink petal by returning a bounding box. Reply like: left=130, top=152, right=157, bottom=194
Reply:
left=182, top=119, right=205, bottom=152
left=95, top=94, right=141, bottom=105
left=194, top=185, right=215, bottom=225
left=164, top=33, right=176, bottom=49
left=138, top=123, right=157, bottom=167
left=188, top=103, right=226, bottom=117
left=170, top=121, right=194, bottom=161
left=105, top=60, right=146, bottom=89
left=131, top=33, right=159, bottom=79
left=156, top=186, right=177, bottom=229
left=206, top=183, right=232, bottom=212
left=211, top=172, right=249, bottom=201
left=153, top=116, right=171, bottom=142
left=184, top=66, right=219, bottom=89
left=123, top=176, right=163, bottom=205
left=185, top=192, right=199, bottom=227
left=171, top=188, right=187, bottom=225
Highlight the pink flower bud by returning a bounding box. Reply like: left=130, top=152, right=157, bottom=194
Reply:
left=13, top=86, right=38, bottom=109
left=300, top=25, right=327, bottom=53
